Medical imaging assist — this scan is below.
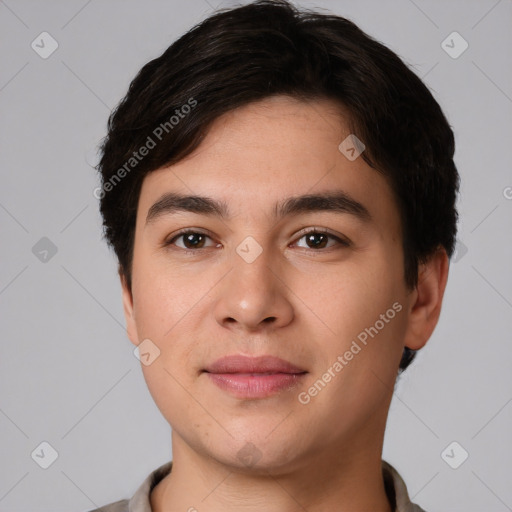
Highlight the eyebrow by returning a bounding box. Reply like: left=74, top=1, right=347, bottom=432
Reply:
left=145, top=190, right=371, bottom=225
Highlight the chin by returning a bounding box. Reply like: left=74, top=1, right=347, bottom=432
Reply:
left=209, top=432, right=300, bottom=475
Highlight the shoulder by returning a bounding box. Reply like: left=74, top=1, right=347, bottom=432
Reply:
left=86, top=499, right=129, bottom=512
left=382, top=460, right=428, bottom=512
left=84, top=461, right=172, bottom=512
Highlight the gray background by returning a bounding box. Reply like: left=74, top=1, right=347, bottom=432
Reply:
left=1, top=0, right=511, bottom=510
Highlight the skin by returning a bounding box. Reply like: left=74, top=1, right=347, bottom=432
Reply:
left=120, top=95, right=449, bottom=512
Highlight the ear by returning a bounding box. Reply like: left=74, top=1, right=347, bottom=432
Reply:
left=403, top=247, right=450, bottom=350
left=120, top=268, right=139, bottom=347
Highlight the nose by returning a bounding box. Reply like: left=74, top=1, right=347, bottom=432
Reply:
left=212, top=243, right=294, bottom=333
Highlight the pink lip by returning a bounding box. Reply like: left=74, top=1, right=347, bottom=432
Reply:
left=203, top=355, right=307, bottom=399
left=205, top=355, right=306, bottom=374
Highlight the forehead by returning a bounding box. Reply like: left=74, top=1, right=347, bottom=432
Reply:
left=136, top=95, right=398, bottom=232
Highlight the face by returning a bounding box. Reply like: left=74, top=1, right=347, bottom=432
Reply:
left=122, top=95, right=420, bottom=474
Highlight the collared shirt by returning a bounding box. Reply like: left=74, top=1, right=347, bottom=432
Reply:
left=89, top=460, right=426, bottom=512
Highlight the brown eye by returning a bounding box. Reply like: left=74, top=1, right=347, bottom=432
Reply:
left=304, top=232, right=329, bottom=249
left=166, top=230, right=216, bottom=251
left=294, top=229, right=350, bottom=250
left=180, top=232, right=206, bottom=249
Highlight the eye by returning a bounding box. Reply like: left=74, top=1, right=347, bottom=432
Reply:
left=165, top=230, right=218, bottom=251
left=164, top=228, right=350, bottom=253
left=293, top=228, right=350, bottom=250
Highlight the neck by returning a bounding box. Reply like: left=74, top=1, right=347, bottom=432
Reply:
left=151, top=430, right=393, bottom=512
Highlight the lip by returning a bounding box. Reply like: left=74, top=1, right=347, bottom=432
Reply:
left=204, top=355, right=306, bottom=374
left=203, top=355, right=307, bottom=399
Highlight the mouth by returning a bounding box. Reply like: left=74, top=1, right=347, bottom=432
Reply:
left=202, top=355, right=307, bottom=399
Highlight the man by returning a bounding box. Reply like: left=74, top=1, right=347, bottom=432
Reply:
left=92, top=1, right=459, bottom=510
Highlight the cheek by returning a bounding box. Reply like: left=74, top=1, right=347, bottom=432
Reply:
left=306, top=253, right=402, bottom=332
left=131, top=255, right=203, bottom=340
left=300, top=250, right=407, bottom=394
left=133, top=273, right=201, bottom=419
left=140, top=360, right=199, bottom=440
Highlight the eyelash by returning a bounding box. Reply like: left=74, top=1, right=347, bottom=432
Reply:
left=164, top=228, right=351, bottom=254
